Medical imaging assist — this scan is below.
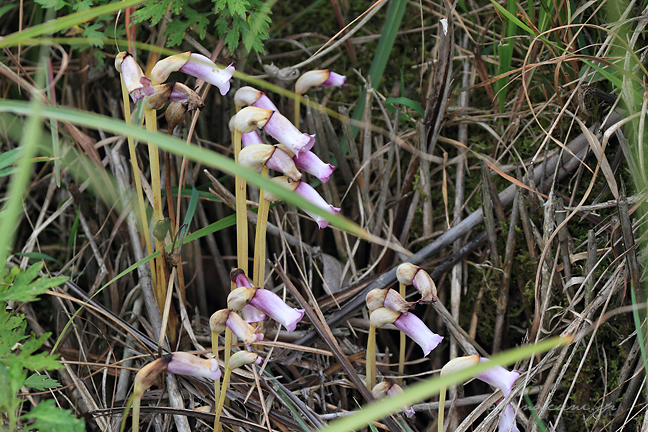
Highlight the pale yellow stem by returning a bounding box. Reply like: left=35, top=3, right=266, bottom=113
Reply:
left=119, top=74, right=155, bottom=287
left=144, top=107, right=168, bottom=320
left=132, top=395, right=141, bottom=432
left=438, top=387, right=446, bottom=432
left=234, top=129, right=248, bottom=276
left=366, top=324, right=376, bottom=390
left=398, top=282, right=406, bottom=385
left=294, top=94, right=301, bottom=130
left=252, top=166, right=270, bottom=288
left=215, top=367, right=233, bottom=427
left=211, top=332, right=222, bottom=432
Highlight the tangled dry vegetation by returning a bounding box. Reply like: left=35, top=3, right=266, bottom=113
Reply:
left=1, top=0, right=648, bottom=431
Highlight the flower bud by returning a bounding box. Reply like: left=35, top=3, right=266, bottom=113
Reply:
left=144, top=83, right=174, bottom=110
left=166, top=102, right=187, bottom=135
left=150, top=51, right=192, bottom=85
left=227, top=350, right=263, bottom=369
left=371, top=382, right=414, bottom=418
left=169, top=82, right=204, bottom=111
left=238, top=144, right=302, bottom=182
left=370, top=307, right=401, bottom=327
left=228, top=287, right=257, bottom=311
left=366, top=288, right=415, bottom=313
left=440, top=355, right=480, bottom=376
left=209, top=309, right=231, bottom=334
left=234, top=86, right=263, bottom=108
left=295, top=69, right=346, bottom=95
left=396, top=263, right=437, bottom=303
left=233, top=107, right=274, bottom=133
left=133, top=354, right=172, bottom=396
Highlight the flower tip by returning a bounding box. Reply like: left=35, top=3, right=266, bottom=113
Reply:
left=321, top=71, right=346, bottom=87
left=283, top=309, right=305, bottom=332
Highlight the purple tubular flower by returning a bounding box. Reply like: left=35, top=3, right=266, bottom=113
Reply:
left=292, top=149, right=335, bottom=183
left=227, top=311, right=264, bottom=345
left=166, top=352, right=221, bottom=381
left=372, top=382, right=414, bottom=418
left=321, top=71, right=347, bottom=87
left=251, top=94, right=315, bottom=156
left=392, top=312, right=443, bottom=356
left=248, top=289, right=305, bottom=332
left=179, top=54, right=234, bottom=96
left=498, top=404, right=520, bottom=432
left=294, top=181, right=340, bottom=229
left=241, top=130, right=264, bottom=147
left=476, top=358, right=520, bottom=397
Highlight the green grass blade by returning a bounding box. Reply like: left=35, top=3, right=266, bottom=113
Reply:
left=345, top=0, right=408, bottom=145
left=0, top=100, right=384, bottom=246
left=0, top=0, right=145, bottom=49
left=321, top=336, right=569, bottom=432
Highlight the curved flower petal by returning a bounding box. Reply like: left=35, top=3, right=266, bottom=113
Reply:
left=498, top=404, right=520, bottom=432
left=242, top=304, right=266, bottom=323
left=115, top=52, right=153, bottom=102
left=393, top=312, right=443, bottom=356
left=249, top=289, right=304, bottom=332
left=294, top=182, right=340, bottom=229
left=166, top=352, right=221, bottom=381
left=321, top=71, right=346, bottom=87
left=226, top=310, right=264, bottom=345
left=291, top=149, right=335, bottom=183
left=180, top=54, right=234, bottom=96
left=476, top=358, right=520, bottom=397
left=241, top=130, right=265, bottom=147
left=261, top=110, right=314, bottom=157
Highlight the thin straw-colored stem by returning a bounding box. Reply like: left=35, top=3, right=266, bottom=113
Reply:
left=398, top=283, right=406, bottom=385
left=132, top=395, right=141, bottom=432
left=234, top=129, right=248, bottom=275
left=211, top=332, right=222, bottom=432
left=438, top=386, right=446, bottom=432
left=119, top=75, right=155, bottom=286
left=215, top=367, right=232, bottom=426
left=253, top=166, right=270, bottom=288
left=119, top=394, right=136, bottom=432
left=366, top=324, right=377, bottom=389
left=294, top=94, right=301, bottom=130
left=144, top=107, right=168, bottom=318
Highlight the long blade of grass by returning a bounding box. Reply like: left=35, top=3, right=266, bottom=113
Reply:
left=345, top=0, right=408, bottom=145
left=0, top=0, right=145, bottom=49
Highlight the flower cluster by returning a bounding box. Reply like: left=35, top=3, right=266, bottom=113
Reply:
left=231, top=70, right=345, bottom=229
left=228, top=268, right=305, bottom=332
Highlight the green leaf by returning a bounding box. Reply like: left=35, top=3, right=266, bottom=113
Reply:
left=72, top=0, right=94, bottom=11
left=227, top=0, right=248, bottom=18
left=14, top=252, right=61, bottom=264
left=82, top=23, right=105, bottom=48
left=21, top=399, right=85, bottom=432
left=385, top=97, right=425, bottom=117
left=0, top=3, right=18, bottom=20
left=25, top=374, right=61, bottom=391
left=34, top=0, right=69, bottom=11
left=164, top=5, right=210, bottom=47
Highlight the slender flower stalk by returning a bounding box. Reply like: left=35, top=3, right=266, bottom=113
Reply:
left=366, top=322, right=377, bottom=390
left=116, top=54, right=155, bottom=288
left=294, top=69, right=346, bottom=128
left=228, top=271, right=305, bottom=332
left=372, top=382, right=414, bottom=418
left=263, top=176, right=340, bottom=229
left=438, top=355, right=480, bottom=432
left=150, top=52, right=234, bottom=95
left=234, top=86, right=314, bottom=156
left=253, top=165, right=271, bottom=292
left=215, top=351, right=263, bottom=427
left=397, top=263, right=438, bottom=303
